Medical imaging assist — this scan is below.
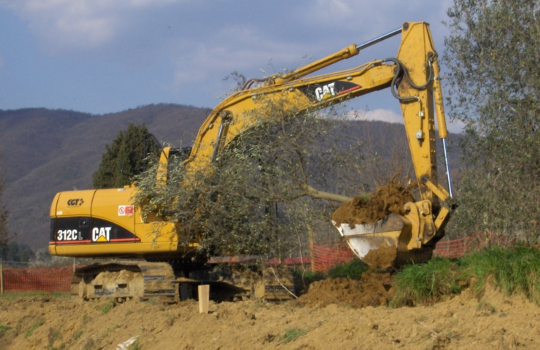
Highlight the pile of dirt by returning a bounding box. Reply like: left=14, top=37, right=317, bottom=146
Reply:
left=298, top=272, right=394, bottom=308
left=332, top=180, right=415, bottom=227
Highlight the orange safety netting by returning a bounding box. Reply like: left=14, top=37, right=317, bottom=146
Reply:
left=312, top=242, right=356, bottom=272
left=2, top=265, right=72, bottom=293
left=432, top=236, right=473, bottom=259
left=433, top=231, right=499, bottom=258
left=311, top=232, right=495, bottom=272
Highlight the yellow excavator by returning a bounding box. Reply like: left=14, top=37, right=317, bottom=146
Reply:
left=49, top=22, right=453, bottom=301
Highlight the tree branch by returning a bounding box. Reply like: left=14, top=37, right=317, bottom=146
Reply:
left=299, top=183, right=352, bottom=203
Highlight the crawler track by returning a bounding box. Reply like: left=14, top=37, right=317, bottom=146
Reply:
left=71, top=260, right=295, bottom=302
left=72, top=261, right=178, bottom=302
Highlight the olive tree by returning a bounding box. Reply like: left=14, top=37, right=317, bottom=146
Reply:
left=133, top=99, right=368, bottom=261
left=444, top=0, right=540, bottom=240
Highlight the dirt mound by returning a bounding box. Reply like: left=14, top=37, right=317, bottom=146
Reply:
left=332, top=180, right=415, bottom=227
left=298, top=272, right=394, bottom=308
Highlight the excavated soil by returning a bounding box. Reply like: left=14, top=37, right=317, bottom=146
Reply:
left=298, top=272, right=394, bottom=308
left=362, top=245, right=399, bottom=269
left=2, top=280, right=540, bottom=349
left=332, top=181, right=415, bottom=227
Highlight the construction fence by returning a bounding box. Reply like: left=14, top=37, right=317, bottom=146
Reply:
left=0, top=232, right=497, bottom=293
left=0, top=261, right=73, bottom=294
left=311, top=231, right=495, bottom=272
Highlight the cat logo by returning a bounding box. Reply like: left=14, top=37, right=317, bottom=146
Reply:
left=92, top=227, right=111, bottom=242
left=315, top=82, right=336, bottom=101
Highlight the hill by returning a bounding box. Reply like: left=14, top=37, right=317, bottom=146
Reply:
left=0, top=104, right=460, bottom=251
left=0, top=104, right=209, bottom=251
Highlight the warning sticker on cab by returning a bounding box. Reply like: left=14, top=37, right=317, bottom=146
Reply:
left=118, top=205, right=134, bottom=216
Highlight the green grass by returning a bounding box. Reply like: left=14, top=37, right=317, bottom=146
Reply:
left=477, top=300, right=497, bottom=314
left=292, top=269, right=325, bottom=282
left=328, top=259, right=369, bottom=280
left=460, top=245, right=540, bottom=303
left=390, top=245, right=540, bottom=306
left=98, top=299, right=116, bottom=314
left=0, top=324, right=12, bottom=337
left=391, top=257, right=461, bottom=307
left=25, top=319, right=45, bottom=338
left=73, top=330, right=83, bottom=340
left=292, top=268, right=325, bottom=294
left=293, top=259, right=369, bottom=294
left=280, top=328, right=307, bottom=344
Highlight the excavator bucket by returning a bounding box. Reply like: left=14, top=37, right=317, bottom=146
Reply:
left=333, top=211, right=434, bottom=269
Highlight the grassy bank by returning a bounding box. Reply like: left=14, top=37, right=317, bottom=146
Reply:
left=392, top=245, right=540, bottom=306
left=295, top=245, right=540, bottom=307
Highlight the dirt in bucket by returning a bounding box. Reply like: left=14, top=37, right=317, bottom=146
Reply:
left=331, top=179, right=415, bottom=227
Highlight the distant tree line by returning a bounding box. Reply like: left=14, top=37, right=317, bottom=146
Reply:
left=0, top=149, right=11, bottom=256
left=1, top=241, right=35, bottom=263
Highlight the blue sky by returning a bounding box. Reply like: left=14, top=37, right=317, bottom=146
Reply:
left=0, top=0, right=461, bottom=132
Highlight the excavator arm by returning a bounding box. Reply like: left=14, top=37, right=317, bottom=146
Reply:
left=184, top=22, right=450, bottom=196
left=179, top=22, right=453, bottom=267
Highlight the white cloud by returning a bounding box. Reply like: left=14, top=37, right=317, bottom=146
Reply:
left=168, top=26, right=306, bottom=93
left=446, top=119, right=465, bottom=134
left=302, top=0, right=452, bottom=42
left=1, top=0, right=183, bottom=53
left=307, top=0, right=353, bottom=25
left=356, top=108, right=403, bottom=124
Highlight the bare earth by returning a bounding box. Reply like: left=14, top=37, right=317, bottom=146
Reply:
left=1, top=278, right=540, bottom=350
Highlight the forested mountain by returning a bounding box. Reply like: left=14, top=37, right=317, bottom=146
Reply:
left=0, top=104, right=209, bottom=250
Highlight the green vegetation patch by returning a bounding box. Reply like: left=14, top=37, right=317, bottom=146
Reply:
left=460, top=245, right=540, bottom=303
left=390, top=245, right=540, bottom=306
left=0, top=324, right=12, bottom=337
left=280, top=328, right=307, bottom=344
left=328, top=259, right=369, bottom=280
left=25, top=319, right=45, bottom=338
left=391, top=257, right=461, bottom=307
left=98, top=299, right=116, bottom=314
left=73, top=330, right=83, bottom=341
left=293, top=259, right=369, bottom=294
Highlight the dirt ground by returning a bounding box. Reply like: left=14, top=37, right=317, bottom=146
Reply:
left=2, top=277, right=540, bottom=350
